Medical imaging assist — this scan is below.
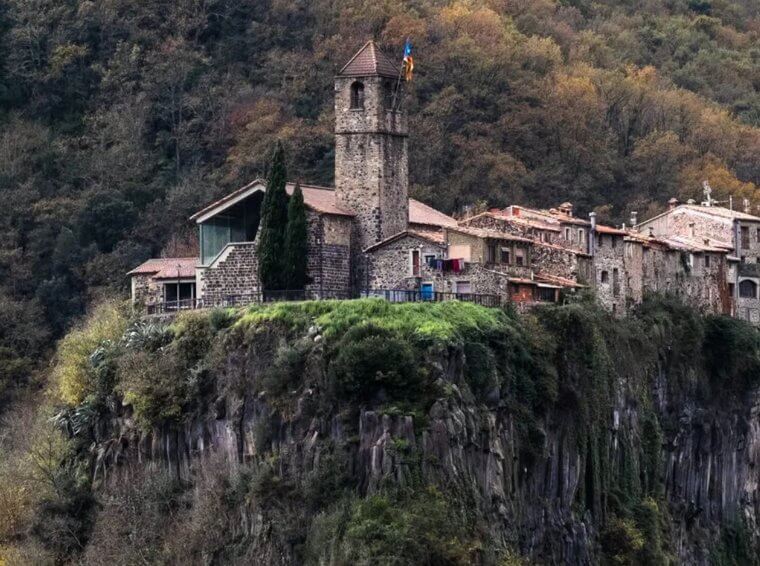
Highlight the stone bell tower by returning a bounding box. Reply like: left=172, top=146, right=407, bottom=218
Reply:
left=335, top=41, right=409, bottom=253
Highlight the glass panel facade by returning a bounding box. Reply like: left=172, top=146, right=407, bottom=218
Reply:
left=199, top=194, right=262, bottom=264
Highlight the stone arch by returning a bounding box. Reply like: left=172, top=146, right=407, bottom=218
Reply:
left=350, top=81, right=364, bottom=109
left=739, top=279, right=757, bottom=299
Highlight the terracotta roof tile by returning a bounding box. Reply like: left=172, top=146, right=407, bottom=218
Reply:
left=364, top=228, right=446, bottom=253
left=128, top=258, right=197, bottom=279
left=594, top=224, right=627, bottom=236
left=535, top=272, right=586, bottom=288
left=338, top=41, right=400, bottom=78
left=288, top=183, right=354, bottom=216
left=409, top=199, right=457, bottom=228
left=446, top=225, right=534, bottom=242
left=192, top=180, right=457, bottom=227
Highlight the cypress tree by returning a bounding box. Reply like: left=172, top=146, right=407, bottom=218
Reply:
left=284, top=180, right=310, bottom=291
left=258, top=142, right=289, bottom=290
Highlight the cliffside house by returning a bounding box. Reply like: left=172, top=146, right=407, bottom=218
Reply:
left=128, top=41, right=759, bottom=322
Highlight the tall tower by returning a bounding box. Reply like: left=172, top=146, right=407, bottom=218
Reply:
left=335, top=41, right=409, bottom=252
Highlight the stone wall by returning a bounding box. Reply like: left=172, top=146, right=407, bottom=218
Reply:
left=638, top=245, right=727, bottom=314
left=592, top=232, right=629, bottom=314
left=334, top=74, right=408, bottom=252
left=306, top=213, right=352, bottom=296
left=131, top=274, right=163, bottom=307
left=366, top=234, right=445, bottom=290
left=200, top=242, right=260, bottom=303
left=532, top=243, right=588, bottom=282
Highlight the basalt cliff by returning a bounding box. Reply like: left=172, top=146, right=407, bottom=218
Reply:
left=40, top=298, right=760, bottom=565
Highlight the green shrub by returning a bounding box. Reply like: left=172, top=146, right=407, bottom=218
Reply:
left=171, top=312, right=214, bottom=367
left=54, top=300, right=129, bottom=405
left=710, top=519, right=760, bottom=566
left=600, top=517, right=645, bottom=564
left=261, top=337, right=314, bottom=400
left=703, top=315, right=760, bottom=396
left=117, top=350, right=196, bottom=428
left=327, top=324, right=420, bottom=404
left=305, top=487, right=475, bottom=565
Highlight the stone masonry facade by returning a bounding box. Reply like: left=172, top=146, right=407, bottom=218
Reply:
left=128, top=41, right=760, bottom=324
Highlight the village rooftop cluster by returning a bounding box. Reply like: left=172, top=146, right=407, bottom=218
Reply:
left=128, top=42, right=760, bottom=323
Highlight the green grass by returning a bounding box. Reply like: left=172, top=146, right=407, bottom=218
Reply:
left=237, top=298, right=511, bottom=346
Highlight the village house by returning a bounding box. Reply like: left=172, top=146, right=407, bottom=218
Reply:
left=127, top=41, right=760, bottom=322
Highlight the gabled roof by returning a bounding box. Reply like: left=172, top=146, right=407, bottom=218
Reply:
left=127, top=258, right=197, bottom=279
left=338, top=40, right=400, bottom=78
left=639, top=203, right=760, bottom=228
left=594, top=224, right=627, bottom=236
left=460, top=211, right=561, bottom=232
left=446, top=225, right=534, bottom=243
left=190, top=179, right=354, bottom=223
left=364, top=228, right=446, bottom=253
left=409, top=200, right=457, bottom=228
left=191, top=179, right=458, bottom=228
left=657, top=235, right=730, bottom=254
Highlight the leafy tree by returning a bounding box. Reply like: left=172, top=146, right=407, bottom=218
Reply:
left=283, top=180, right=309, bottom=290
left=258, top=142, right=289, bottom=291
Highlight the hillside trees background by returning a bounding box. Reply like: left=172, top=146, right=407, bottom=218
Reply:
left=0, top=0, right=759, bottom=395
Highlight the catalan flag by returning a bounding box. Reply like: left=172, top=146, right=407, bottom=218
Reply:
left=402, top=39, right=414, bottom=81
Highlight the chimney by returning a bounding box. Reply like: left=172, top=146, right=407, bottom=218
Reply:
left=630, top=211, right=638, bottom=231
left=558, top=202, right=573, bottom=216
left=589, top=211, right=597, bottom=256
left=743, top=198, right=751, bottom=214
left=687, top=199, right=696, bottom=205
left=513, top=206, right=521, bottom=217
left=648, top=226, right=655, bottom=237
left=668, top=197, right=679, bottom=210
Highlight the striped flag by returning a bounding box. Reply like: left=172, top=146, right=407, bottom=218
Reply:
left=402, top=39, right=414, bottom=81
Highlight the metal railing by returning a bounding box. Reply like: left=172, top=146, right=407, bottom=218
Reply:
left=145, top=288, right=503, bottom=314
left=360, top=289, right=503, bottom=307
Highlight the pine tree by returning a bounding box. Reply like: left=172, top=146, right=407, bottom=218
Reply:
left=284, top=180, right=309, bottom=291
left=258, top=141, right=289, bottom=291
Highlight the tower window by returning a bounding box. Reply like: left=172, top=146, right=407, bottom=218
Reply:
left=350, top=81, right=364, bottom=109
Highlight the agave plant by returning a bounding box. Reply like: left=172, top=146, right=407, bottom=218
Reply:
left=123, top=320, right=174, bottom=352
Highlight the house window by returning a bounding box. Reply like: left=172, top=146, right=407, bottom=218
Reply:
left=597, top=233, right=602, bottom=248
left=410, top=249, right=420, bottom=277
left=455, top=281, right=471, bottom=295
left=739, top=279, right=757, bottom=299
left=537, top=287, right=557, bottom=302
left=704, top=254, right=710, bottom=268
left=600, top=270, right=609, bottom=284
left=500, top=247, right=511, bottom=264
left=515, top=248, right=526, bottom=266
left=578, top=229, right=585, bottom=244
left=424, top=254, right=436, bottom=268
left=164, top=282, right=195, bottom=310
left=486, top=244, right=496, bottom=263
left=611, top=236, right=617, bottom=249
left=350, top=81, right=365, bottom=109
left=565, top=228, right=571, bottom=241
left=612, top=268, right=620, bottom=297
left=741, top=226, right=749, bottom=249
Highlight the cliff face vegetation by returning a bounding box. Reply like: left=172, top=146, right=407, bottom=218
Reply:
left=1, top=0, right=760, bottom=397
left=3, top=296, right=760, bottom=564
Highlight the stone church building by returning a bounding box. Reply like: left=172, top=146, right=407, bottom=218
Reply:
left=129, top=41, right=760, bottom=322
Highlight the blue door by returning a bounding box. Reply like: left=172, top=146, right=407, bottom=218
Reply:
left=421, top=283, right=434, bottom=301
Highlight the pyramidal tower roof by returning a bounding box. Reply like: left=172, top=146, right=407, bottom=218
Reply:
left=338, top=40, right=400, bottom=79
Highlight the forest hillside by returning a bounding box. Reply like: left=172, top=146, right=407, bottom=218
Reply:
left=1, top=0, right=759, bottom=404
